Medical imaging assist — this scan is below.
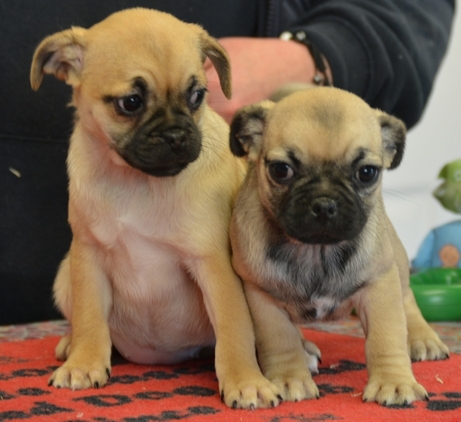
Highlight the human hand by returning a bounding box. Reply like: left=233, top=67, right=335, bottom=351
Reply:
left=204, top=37, right=318, bottom=123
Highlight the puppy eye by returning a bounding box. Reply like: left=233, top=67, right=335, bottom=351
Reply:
left=268, top=162, right=295, bottom=184
left=356, top=165, right=379, bottom=185
left=188, top=89, right=206, bottom=110
left=116, top=94, right=144, bottom=116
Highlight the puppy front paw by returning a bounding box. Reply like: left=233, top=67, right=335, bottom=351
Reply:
left=268, top=367, right=319, bottom=402
left=220, top=372, right=282, bottom=409
left=363, top=373, right=428, bottom=406
left=49, top=359, right=111, bottom=390
left=409, top=338, right=450, bottom=362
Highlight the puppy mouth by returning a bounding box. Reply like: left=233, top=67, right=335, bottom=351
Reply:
left=278, top=195, right=367, bottom=245
left=122, top=157, right=193, bottom=177
left=281, top=212, right=366, bottom=245
left=117, top=146, right=200, bottom=177
left=115, top=126, right=202, bottom=177
left=286, top=228, right=351, bottom=245
left=118, top=143, right=199, bottom=176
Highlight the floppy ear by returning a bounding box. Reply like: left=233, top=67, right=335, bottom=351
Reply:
left=375, top=110, right=406, bottom=170
left=229, top=101, right=275, bottom=160
left=199, top=32, right=232, bottom=99
left=30, top=26, right=87, bottom=91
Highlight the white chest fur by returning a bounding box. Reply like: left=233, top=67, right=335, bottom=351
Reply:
left=64, top=131, right=217, bottom=362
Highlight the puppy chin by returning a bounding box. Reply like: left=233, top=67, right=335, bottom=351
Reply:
left=117, top=149, right=200, bottom=178
left=129, top=161, right=191, bottom=177
left=107, top=148, right=186, bottom=177
left=285, top=229, right=353, bottom=245
left=281, top=218, right=365, bottom=245
left=106, top=145, right=197, bottom=177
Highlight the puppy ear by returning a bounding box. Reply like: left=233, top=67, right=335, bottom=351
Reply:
left=376, top=110, right=406, bottom=170
left=30, top=27, right=87, bottom=91
left=229, top=101, right=275, bottom=160
left=199, top=33, right=232, bottom=99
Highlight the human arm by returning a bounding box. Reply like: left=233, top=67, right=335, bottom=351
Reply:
left=206, top=0, right=455, bottom=128
left=204, top=37, right=324, bottom=123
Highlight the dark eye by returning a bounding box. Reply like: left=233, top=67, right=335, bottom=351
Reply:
left=356, top=165, right=379, bottom=185
left=116, top=94, right=144, bottom=115
left=268, top=162, right=295, bottom=184
left=188, top=89, right=206, bottom=110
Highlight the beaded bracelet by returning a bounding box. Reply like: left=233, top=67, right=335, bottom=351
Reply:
left=280, top=30, right=332, bottom=87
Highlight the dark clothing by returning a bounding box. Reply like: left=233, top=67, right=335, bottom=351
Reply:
left=0, top=0, right=455, bottom=324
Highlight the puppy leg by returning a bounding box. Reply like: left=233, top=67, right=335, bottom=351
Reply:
left=354, top=263, right=427, bottom=406
left=402, top=285, right=450, bottom=361
left=191, top=256, right=281, bottom=409
left=389, top=225, right=449, bottom=361
left=53, top=256, right=72, bottom=361
left=297, top=326, right=322, bottom=374
left=245, top=283, right=319, bottom=402
left=49, top=239, right=112, bottom=390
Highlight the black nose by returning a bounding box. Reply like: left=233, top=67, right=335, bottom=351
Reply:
left=310, top=197, right=337, bottom=221
left=162, top=128, right=186, bottom=150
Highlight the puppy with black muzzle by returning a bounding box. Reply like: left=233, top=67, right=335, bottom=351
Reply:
left=30, top=8, right=281, bottom=409
left=229, top=87, right=449, bottom=406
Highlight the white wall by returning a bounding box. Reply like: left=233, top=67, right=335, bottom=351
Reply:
left=383, top=7, right=461, bottom=260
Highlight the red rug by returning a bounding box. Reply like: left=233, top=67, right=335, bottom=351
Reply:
left=0, top=329, right=460, bottom=421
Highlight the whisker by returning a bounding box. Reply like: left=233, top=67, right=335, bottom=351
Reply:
left=382, top=189, right=421, bottom=206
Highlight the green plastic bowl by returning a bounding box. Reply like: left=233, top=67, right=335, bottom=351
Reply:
left=410, top=268, right=461, bottom=322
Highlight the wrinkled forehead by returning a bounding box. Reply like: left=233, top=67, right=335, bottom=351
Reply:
left=263, top=92, right=383, bottom=164
left=82, top=11, right=205, bottom=92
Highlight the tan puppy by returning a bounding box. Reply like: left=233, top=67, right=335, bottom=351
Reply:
left=229, top=87, right=450, bottom=406
left=30, top=8, right=281, bottom=409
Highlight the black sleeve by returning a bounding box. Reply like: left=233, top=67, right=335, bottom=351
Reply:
left=0, top=0, right=257, bottom=325
left=284, top=0, right=455, bottom=129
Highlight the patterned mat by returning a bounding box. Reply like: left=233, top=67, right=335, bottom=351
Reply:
left=0, top=329, right=460, bottom=422
left=2, top=318, right=460, bottom=354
